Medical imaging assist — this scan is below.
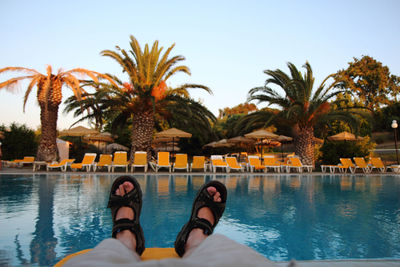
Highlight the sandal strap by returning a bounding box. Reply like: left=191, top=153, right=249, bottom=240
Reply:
left=107, top=176, right=145, bottom=255
left=107, top=189, right=140, bottom=208
left=112, top=218, right=139, bottom=237
left=191, top=217, right=214, bottom=235
left=196, top=191, right=225, bottom=224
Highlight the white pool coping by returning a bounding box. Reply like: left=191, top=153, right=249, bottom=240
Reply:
left=275, top=259, right=400, bottom=266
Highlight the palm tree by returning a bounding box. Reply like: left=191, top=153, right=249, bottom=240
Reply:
left=99, top=35, right=212, bottom=159
left=65, top=75, right=215, bottom=160
left=0, top=66, right=114, bottom=161
left=63, top=89, right=108, bottom=131
left=247, top=62, right=363, bottom=165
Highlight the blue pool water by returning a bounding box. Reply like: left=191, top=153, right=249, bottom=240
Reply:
left=0, top=173, right=400, bottom=266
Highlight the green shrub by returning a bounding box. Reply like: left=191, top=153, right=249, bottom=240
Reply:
left=0, top=123, right=38, bottom=160
left=318, top=136, right=375, bottom=165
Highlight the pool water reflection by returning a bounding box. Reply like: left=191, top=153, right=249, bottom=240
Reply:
left=0, top=174, right=400, bottom=266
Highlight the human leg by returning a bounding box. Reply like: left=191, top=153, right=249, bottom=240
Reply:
left=174, top=180, right=227, bottom=256
left=173, top=180, right=278, bottom=266
left=64, top=176, right=144, bottom=266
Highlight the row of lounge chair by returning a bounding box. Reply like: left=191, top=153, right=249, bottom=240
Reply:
left=43, top=152, right=313, bottom=173
left=321, top=157, right=397, bottom=173
left=5, top=153, right=399, bottom=174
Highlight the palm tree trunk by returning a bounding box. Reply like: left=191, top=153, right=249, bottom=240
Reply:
left=293, top=125, right=314, bottom=165
left=131, top=109, right=154, bottom=161
left=37, top=103, right=59, bottom=162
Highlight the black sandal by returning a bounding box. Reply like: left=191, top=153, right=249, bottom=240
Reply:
left=174, top=180, right=227, bottom=257
left=107, top=176, right=145, bottom=255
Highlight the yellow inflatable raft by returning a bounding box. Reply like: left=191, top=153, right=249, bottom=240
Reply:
left=55, top=247, right=178, bottom=266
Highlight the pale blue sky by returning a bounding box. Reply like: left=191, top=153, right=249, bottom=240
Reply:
left=1, top=0, right=399, bottom=130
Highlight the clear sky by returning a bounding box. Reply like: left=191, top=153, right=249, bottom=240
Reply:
left=1, top=0, right=399, bottom=130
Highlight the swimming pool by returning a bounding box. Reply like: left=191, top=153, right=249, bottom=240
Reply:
left=0, top=173, right=399, bottom=266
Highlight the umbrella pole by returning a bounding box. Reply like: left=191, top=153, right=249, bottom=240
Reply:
left=172, top=137, right=175, bottom=163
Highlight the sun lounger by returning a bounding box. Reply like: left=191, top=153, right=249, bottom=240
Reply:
left=210, top=155, right=228, bottom=173
left=154, top=152, right=172, bottom=172
left=369, top=157, right=386, bottom=173
left=286, top=157, right=313, bottom=173
left=263, top=156, right=281, bottom=172
left=111, top=151, right=129, bottom=172
left=173, top=154, right=188, bottom=172
left=94, top=154, right=112, bottom=172
left=47, top=159, right=75, bottom=172
left=353, top=157, right=371, bottom=173
left=387, top=165, right=400, bottom=173
left=13, top=156, right=35, bottom=167
left=320, top=164, right=340, bottom=173
left=131, top=151, right=148, bottom=172
left=248, top=155, right=266, bottom=173
left=340, top=158, right=356, bottom=173
left=70, top=153, right=97, bottom=172
left=190, top=156, right=206, bottom=172
left=226, top=157, right=244, bottom=172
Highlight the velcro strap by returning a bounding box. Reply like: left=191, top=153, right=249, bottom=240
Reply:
left=108, top=195, right=128, bottom=207
left=199, top=192, right=225, bottom=222
left=112, top=218, right=137, bottom=238
left=107, top=189, right=139, bottom=208
left=191, top=217, right=213, bottom=236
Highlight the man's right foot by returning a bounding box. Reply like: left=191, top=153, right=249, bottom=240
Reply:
left=174, top=181, right=227, bottom=257
left=184, top=186, right=222, bottom=254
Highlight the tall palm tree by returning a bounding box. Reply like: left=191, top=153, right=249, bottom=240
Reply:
left=0, top=66, right=114, bottom=161
left=65, top=75, right=215, bottom=160
left=247, top=62, right=362, bottom=165
left=100, top=35, right=212, bottom=158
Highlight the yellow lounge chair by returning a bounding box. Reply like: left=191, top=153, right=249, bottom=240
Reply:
left=320, top=164, right=340, bottom=173
left=248, top=155, right=266, bottom=173
left=47, top=159, right=75, bottom=172
left=369, top=157, right=386, bottom=173
left=131, top=151, right=148, bottom=172
left=353, top=157, right=371, bottom=173
left=94, top=154, right=112, bottom=172
left=173, top=154, right=188, bottom=172
left=226, top=157, right=244, bottom=172
left=70, top=153, right=97, bottom=172
left=339, top=158, right=356, bottom=173
left=14, top=156, right=35, bottom=167
left=286, top=157, right=313, bottom=173
left=190, top=156, right=206, bottom=172
left=263, top=156, right=281, bottom=172
left=111, top=151, right=129, bottom=172
left=210, top=155, right=228, bottom=173
left=155, top=152, right=171, bottom=172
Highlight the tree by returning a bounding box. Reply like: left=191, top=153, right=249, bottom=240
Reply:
left=0, top=123, right=38, bottom=160
left=335, top=55, right=400, bottom=111
left=0, top=66, right=114, bottom=161
left=247, top=62, right=363, bottom=165
left=99, top=35, right=213, bottom=159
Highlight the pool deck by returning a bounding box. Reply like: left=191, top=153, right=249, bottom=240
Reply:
left=276, top=259, right=400, bottom=266
left=1, top=167, right=400, bottom=266
left=1, top=166, right=399, bottom=176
